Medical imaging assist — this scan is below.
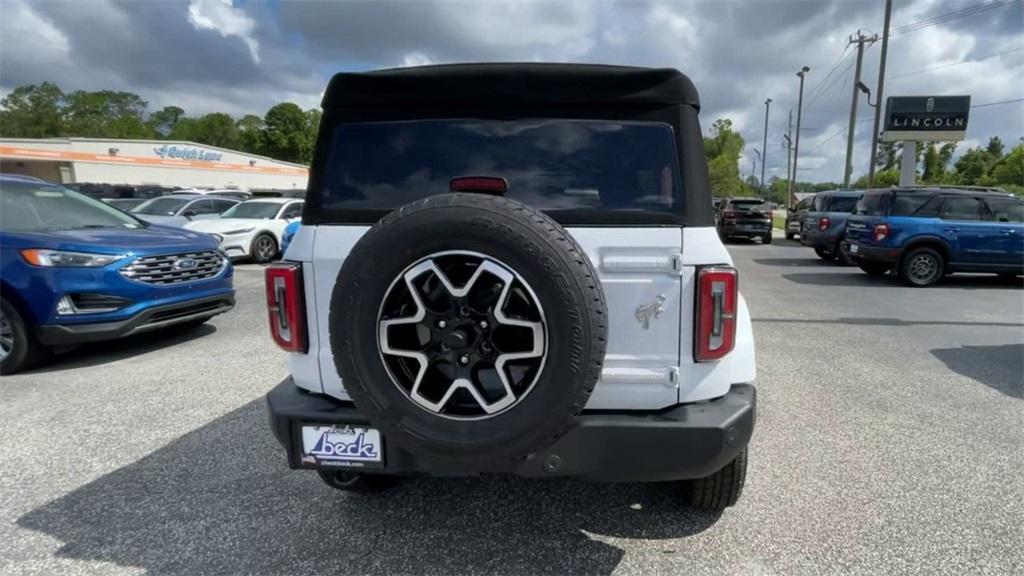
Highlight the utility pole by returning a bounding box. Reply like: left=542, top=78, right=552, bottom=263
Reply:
left=868, top=0, right=894, bottom=188
left=784, top=109, right=793, bottom=207
left=761, top=98, right=771, bottom=197
left=843, top=30, right=879, bottom=188
left=792, top=66, right=810, bottom=208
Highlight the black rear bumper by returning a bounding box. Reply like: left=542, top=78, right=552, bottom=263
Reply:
left=266, top=378, right=756, bottom=482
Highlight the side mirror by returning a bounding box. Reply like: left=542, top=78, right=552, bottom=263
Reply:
left=182, top=210, right=197, bottom=219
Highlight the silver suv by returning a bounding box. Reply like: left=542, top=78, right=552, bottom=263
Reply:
left=264, top=64, right=757, bottom=510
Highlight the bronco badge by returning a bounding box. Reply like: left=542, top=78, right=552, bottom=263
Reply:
left=635, top=295, right=666, bottom=329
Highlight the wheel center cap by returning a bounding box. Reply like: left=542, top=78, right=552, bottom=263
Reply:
left=443, top=330, right=470, bottom=349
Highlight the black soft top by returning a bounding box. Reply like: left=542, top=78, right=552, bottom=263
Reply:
left=323, top=63, right=701, bottom=110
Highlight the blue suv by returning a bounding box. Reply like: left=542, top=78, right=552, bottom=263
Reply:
left=0, top=175, right=235, bottom=374
left=799, top=190, right=861, bottom=265
left=844, top=187, right=1024, bottom=287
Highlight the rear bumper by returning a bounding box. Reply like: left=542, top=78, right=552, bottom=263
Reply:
left=719, top=222, right=772, bottom=237
left=266, top=378, right=756, bottom=482
left=36, top=293, right=235, bottom=345
left=843, top=241, right=902, bottom=264
left=802, top=230, right=841, bottom=250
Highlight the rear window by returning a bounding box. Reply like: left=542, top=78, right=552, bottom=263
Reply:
left=984, top=197, right=1024, bottom=223
left=889, top=193, right=934, bottom=217
left=318, top=119, right=682, bottom=224
left=825, top=196, right=859, bottom=213
left=855, top=192, right=888, bottom=215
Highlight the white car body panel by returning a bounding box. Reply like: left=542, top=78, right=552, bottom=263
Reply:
left=285, top=224, right=757, bottom=410
left=184, top=200, right=302, bottom=258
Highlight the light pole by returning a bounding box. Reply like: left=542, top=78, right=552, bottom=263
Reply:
left=751, top=148, right=761, bottom=185
left=791, top=66, right=810, bottom=208
left=761, top=98, right=771, bottom=197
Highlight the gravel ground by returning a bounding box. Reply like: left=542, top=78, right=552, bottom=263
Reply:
left=1, top=236, right=1022, bottom=576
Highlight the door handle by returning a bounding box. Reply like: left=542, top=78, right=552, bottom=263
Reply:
left=945, top=227, right=960, bottom=233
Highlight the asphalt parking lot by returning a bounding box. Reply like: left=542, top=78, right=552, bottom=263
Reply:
left=2, top=236, right=1022, bottom=576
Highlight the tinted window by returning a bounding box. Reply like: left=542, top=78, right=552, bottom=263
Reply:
left=1, top=180, right=143, bottom=231
left=728, top=199, right=766, bottom=212
left=221, top=201, right=283, bottom=219
left=211, top=199, right=238, bottom=213
left=133, top=197, right=191, bottom=215
left=985, top=197, right=1024, bottom=223
left=280, top=202, right=304, bottom=219
left=939, top=197, right=983, bottom=221
left=913, top=195, right=945, bottom=218
left=320, top=119, right=681, bottom=220
left=189, top=200, right=220, bottom=215
left=889, top=193, right=934, bottom=216
left=826, top=196, right=859, bottom=213
left=855, top=192, right=887, bottom=215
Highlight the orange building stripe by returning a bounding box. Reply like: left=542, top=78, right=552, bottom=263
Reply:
left=0, top=146, right=308, bottom=176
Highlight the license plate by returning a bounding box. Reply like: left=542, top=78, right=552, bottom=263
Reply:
left=849, top=244, right=859, bottom=254
left=301, top=425, right=383, bottom=468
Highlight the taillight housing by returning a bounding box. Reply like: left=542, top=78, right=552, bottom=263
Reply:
left=265, top=262, right=307, bottom=353
left=723, top=210, right=738, bottom=221
left=818, top=216, right=830, bottom=231
left=695, top=266, right=738, bottom=362
left=873, top=223, right=890, bottom=243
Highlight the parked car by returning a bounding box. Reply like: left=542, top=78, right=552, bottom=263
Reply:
left=799, top=190, right=861, bottom=264
left=0, top=174, right=235, bottom=374
left=183, top=197, right=304, bottom=263
left=101, top=197, right=148, bottom=211
left=264, top=64, right=757, bottom=510
left=717, top=197, right=773, bottom=243
left=785, top=194, right=815, bottom=240
left=844, top=187, right=1024, bottom=287
left=131, top=194, right=241, bottom=227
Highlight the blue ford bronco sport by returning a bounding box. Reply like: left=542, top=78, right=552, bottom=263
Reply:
left=844, top=186, right=1023, bottom=287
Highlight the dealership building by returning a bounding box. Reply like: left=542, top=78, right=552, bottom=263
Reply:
left=0, top=137, right=308, bottom=191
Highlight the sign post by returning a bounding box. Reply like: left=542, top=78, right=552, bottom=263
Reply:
left=881, top=95, right=970, bottom=187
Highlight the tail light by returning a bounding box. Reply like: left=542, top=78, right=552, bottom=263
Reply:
left=265, top=262, right=307, bottom=352
left=818, top=216, right=830, bottom=231
left=695, top=267, right=737, bottom=362
left=723, top=210, right=738, bottom=221
left=873, top=223, right=890, bottom=243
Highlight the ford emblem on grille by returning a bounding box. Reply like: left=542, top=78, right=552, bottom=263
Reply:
left=173, top=257, right=199, bottom=271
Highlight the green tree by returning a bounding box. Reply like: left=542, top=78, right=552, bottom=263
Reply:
left=236, top=114, right=264, bottom=154
left=986, top=136, right=1004, bottom=158
left=148, top=106, right=185, bottom=136
left=261, top=103, right=309, bottom=163
left=0, top=82, right=65, bottom=137
left=953, top=146, right=999, bottom=186
left=63, top=90, right=153, bottom=138
left=852, top=169, right=900, bottom=189
left=990, top=143, right=1023, bottom=190
left=921, top=143, right=956, bottom=183
left=704, top=119, right=745, bottom=198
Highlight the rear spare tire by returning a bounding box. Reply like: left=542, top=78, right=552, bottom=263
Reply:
left=330, top=193, right=607, bottom=467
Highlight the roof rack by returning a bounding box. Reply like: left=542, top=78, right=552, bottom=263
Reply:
left=890, top=184, right=1008, bottom=193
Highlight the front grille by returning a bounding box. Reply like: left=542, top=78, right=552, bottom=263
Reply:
left=120, top=251, right=226, bottom=285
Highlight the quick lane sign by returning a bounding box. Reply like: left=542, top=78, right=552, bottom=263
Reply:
left=882, top=95, right=970, bottom=142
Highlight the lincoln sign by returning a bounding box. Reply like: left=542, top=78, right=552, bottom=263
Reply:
left=882, top=95, right=970, bottom=142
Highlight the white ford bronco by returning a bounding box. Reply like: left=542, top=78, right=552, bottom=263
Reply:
left=265, top=63, right=756, bottom=509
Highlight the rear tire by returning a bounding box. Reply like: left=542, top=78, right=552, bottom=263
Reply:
left=898, top=246, right=945, bottom=287
left=858, top=262, right=891, bottom=276
left=0, top=299, right=49, bottom=375
left=785, top=232, right=795, bottom=240
left=814, top=247, right=834, bottom=261
left=686, top=448, right=747, bottom=510
left=762, top=233, right=773, bottom=245
left=317, top=470, right=400, bottom=493
left=250, top=232, right=278, bottom=264
left=834, top=241, right=855, bottom=266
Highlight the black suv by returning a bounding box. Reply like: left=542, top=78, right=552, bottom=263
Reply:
left=717, top=197, right=773, bottom=243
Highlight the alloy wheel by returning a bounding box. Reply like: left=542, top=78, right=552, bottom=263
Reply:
left=377, top=251, right=546, bottom=420
left=0, top=309, right=12, bottom=362
left=907, top=253, right=940, bottom=284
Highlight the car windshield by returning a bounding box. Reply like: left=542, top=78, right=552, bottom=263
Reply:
left=132, top=197, right=191, bottom=215
left=729, top=199, right=766, bottom=211
left=826, top=196, right=859, bottom=213
left=319, top=119, right=682, bottom=218
left=0, top=180, right=144, bottom=232
left=220, top=201, right=282, bottom=219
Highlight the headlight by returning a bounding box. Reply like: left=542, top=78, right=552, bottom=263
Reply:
left=223, top=228, right=254, bottom=235
left=210, top=233, right=224, bottom=243
left=21, top=249, right=124, bottom=267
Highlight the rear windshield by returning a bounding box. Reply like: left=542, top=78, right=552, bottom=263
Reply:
left=318, top=119, right=682, bottom=223
left=825, top=196, right=859, bottom=213
left=728, top=199, right=766, bottom=211
left=855, top=192, right=888, bottom=215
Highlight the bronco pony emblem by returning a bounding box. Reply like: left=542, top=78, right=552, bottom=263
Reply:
left=635, top=295, right=667, bottom=329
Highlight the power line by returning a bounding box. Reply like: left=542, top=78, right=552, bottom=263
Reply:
left=803, top=44, right=853, bottom=105
left=804, top=56, right=856, bottom=112
left=888, top=46, right=1024, bottom=80
left=892, top=0, right=1020, bottom=36
left=806, top=118, right=873, bottom=155
left=971, top=97, right=1024, bottom=108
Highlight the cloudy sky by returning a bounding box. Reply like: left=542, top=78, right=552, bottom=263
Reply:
left=1, top=0, right=1021, bottom=183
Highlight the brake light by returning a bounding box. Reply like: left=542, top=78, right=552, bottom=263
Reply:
left=695, top=267, right=737, bottom=362
left=265, top=262, right=307, bottom=352
left=723, top=210, right=738, bottom=220
left=818, top=216, right=830, bottom=231
left=873, top=223, right=890, bottom=243
left=450, top=176, right=507, bottom=195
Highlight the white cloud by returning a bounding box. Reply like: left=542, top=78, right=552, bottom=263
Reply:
left=187, top=0, right=260, bottom=63
left=400, top=52, right=434, bottom=68
left=0, top=0, right=70, bottom=60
